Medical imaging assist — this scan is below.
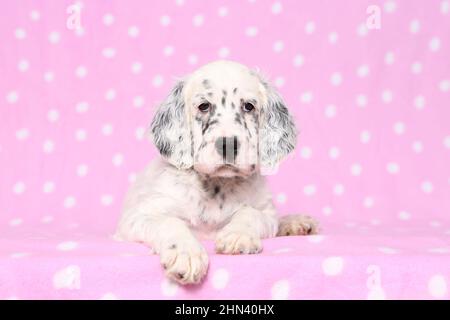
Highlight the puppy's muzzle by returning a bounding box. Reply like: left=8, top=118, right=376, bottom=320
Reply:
left=215, top=136, right=240, bottom=163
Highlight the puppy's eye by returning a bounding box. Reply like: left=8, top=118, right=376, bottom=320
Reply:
left=198, top=102, right=211, bottom=112
left=242, top=102, right=255, bottom=112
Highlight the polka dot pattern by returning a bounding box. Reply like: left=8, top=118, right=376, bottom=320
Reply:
left=0, top=0, right=449, bottom=300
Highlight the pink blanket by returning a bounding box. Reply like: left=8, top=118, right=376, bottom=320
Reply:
left=1, top=0, right=449, bottom=299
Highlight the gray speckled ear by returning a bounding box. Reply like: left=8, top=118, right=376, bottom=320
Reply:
left=258, top=78, right=297, bottom=171
left=149, top=80, right=193, bottom=169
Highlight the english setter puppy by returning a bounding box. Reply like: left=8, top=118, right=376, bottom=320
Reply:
left=115, top=60, right=319, bottom=285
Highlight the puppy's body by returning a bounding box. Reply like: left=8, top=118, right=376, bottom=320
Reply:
left=115, top=60, right=318, bottom=285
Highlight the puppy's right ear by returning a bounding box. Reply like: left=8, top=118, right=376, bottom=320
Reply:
left=149, top=80, right=193, bottom=169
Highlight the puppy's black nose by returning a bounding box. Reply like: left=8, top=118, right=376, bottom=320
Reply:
left=215, top=136, right=240, bottom=163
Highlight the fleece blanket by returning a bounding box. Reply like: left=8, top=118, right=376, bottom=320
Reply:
left=0, top=0, right=449, bottom=299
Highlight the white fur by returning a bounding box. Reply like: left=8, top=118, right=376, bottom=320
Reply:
left=115, top=60, right=318, bottom=285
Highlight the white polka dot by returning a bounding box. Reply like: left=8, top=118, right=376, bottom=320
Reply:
left=48, top=31, right=61, bottom=44
left=77, top=164, right=88, bottom=177
left=63, top=196, right=76, bottom=208
left=305, top=21, right=316, bottom=34
left=44, top=71, right=54, bottom=82
left=409, top=19, right=420, bottom=34
left=411, top=61, right=422, bottom=74
left=273, top=41, right=284, bottom=53
left=212, top=268, right=230, bottom=289
left=329, top=146, right=340, bottom=159
left=135, top=127, right=146, bottom=140
left=384, top=1, right=397, bottom=13
left=300, top=146, right=312, bottom=159
left=293, top=54, right=304, bottom=67
left=218, top=47, right=230, bottom=58
left=131, top=61, right=142, bottom=74
left=428, top=247, right=450, bottom=254
left=57, top=241, right=79, bottom=251
left=381, top=90, right=393, bottom=103
left=188, top=54, right=198, bottom=65
left=271, top=2, right=282, bottom=14
left=47, top=109, right=60, bottom=122
left=152, top=75, right=164, bottom=87
left=52, top=265, right=81, bottom=290
left=15, top=28, right=26, bottom=39
left=357, top=23, right=368, bottom=37
left=101, top=194, right=114, bottom=206
left=276, top=193, right=287, bottom=204
left=378, top=246, right=398, bottom=254
left=429, top=37, right=441, bottom=52
left=6, top=91, right=19, bottom=104
left=9, top=218, right=23, bottom=227
left=102, top=123, right=113, bottom=136
left=175, top=0, right=185, bottom=6
left=10, top=252, right=28, bottom=259
left=105, top=89, right=116, bottom=101
left=133, top=96, right=144, bottom=108
left=102, top=47, right=116, bottom=59
left=439, top=79, right=450, bottom=92
left=30, top=10, right=40, bottom=21
left=328, top=31, right=338, bottom=44
left=414, top=95, right=425, bottom=110
left=398, top=211, right=411, bottom=220
left=128, top=26, right=140, bottom=38
left=43, top=139, right=55, bottom=153
left=161, top=278, right=178, bottom=297
left=333, top=184, right=345, bottom=196
left=356, top=94, right=368, bottom=107
left=370, top=219, right=381, bottom=226
left=160, top=15, right=171, bottom=26
left=412, top=141, right=423, bottom=153
left=303, top=184, right=317, bottom=196
left=16, top=128, right=29, bottom=141
left=274, top=77, right=285, bottom=88
left=17, top=59, right=29, bottom=72
left=330, top=73, right=342, bottom=86
left=103, top=13, right=114, bottom=26
left=43, top=181, right=55, bottom=194
left=357, top=64, right=370, bottom=78
left=112, top=153, right=124, bottom=167
left=75, top=129, right=87, bottom=141
left=218, top=6, right=229, bottom=17
left=384, top=51, right=395, bottom=65
left=386, top=162, right=399, bottom=174
left=444, top=136, right=450, bottom=149
left=322, top=206, right=332, bottom=216
left=322, top=256, right=344, bottom=276
left=442, top=1, right=450, bottom=14
left=128, top=173, right=137, bottom=183
left=421, top=181, right=434, bottom=194
left=428, top=275, right=447, bottom=298
left=363, top=196, right=374, bottom=208
left=325, top=104, right=337, bottom=118
left=163, top=45, right=175, bottom=56
left=245, top=26, right=258, bottom=37
left=350, top=163, right=362, bottom=176
left=271, top=280, right=289, bottom=299
left=300, top=91, right=313, bottom=104
left=393, top=122, right=405, bottom=135
left=193, top=14, right=204, bottom=27
left=76, top=101, right=89, bottom=113
left=75, top=66, right=87, bottom=78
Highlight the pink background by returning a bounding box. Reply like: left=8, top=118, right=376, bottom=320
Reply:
left=0, top=0, right=449, bottom=299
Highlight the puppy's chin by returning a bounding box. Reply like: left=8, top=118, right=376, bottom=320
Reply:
left=194, top=163, right=257, bottom=178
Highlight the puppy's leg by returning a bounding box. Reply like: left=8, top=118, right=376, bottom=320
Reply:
left=215, top=205, right=278, bottom=255
left=277, top=214, right=319, bottom=236
left=117, top=214, right=208, bottom=285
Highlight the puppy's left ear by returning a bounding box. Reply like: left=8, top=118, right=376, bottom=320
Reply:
left=258, top=78, right=297, bottom=172
left=149, top=80, right=193, bottom=169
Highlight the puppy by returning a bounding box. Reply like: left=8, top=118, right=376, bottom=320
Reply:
left=115, top=60, right=319, bottom=285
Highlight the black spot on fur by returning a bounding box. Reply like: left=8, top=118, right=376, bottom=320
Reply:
left=221, top=96, right=226, bottom=106
left=234, top=113, right=242, bottom=124
left=213, top=185, right=220, bottom=196
left=233, top=88, right=238, bottom=94
left=202, top=79, right=211, bottom=89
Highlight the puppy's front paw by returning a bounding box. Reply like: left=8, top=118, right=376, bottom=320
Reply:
left=277, top=214, right=319, bottom=236
left=160, top=240, right=208, bottom=285
left=215, top=231, right=262, bottom=255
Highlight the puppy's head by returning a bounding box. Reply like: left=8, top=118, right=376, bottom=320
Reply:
left=150, top=60, right=297, bottom=178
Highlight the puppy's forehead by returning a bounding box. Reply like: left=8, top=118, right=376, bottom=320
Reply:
left=185, top=60, right=261, bottom=95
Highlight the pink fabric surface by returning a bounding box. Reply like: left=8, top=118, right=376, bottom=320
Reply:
left=0, top=0, right=449, bottom=299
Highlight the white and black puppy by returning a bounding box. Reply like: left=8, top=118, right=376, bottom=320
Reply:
left=115, top=60, right=319, bottom=285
